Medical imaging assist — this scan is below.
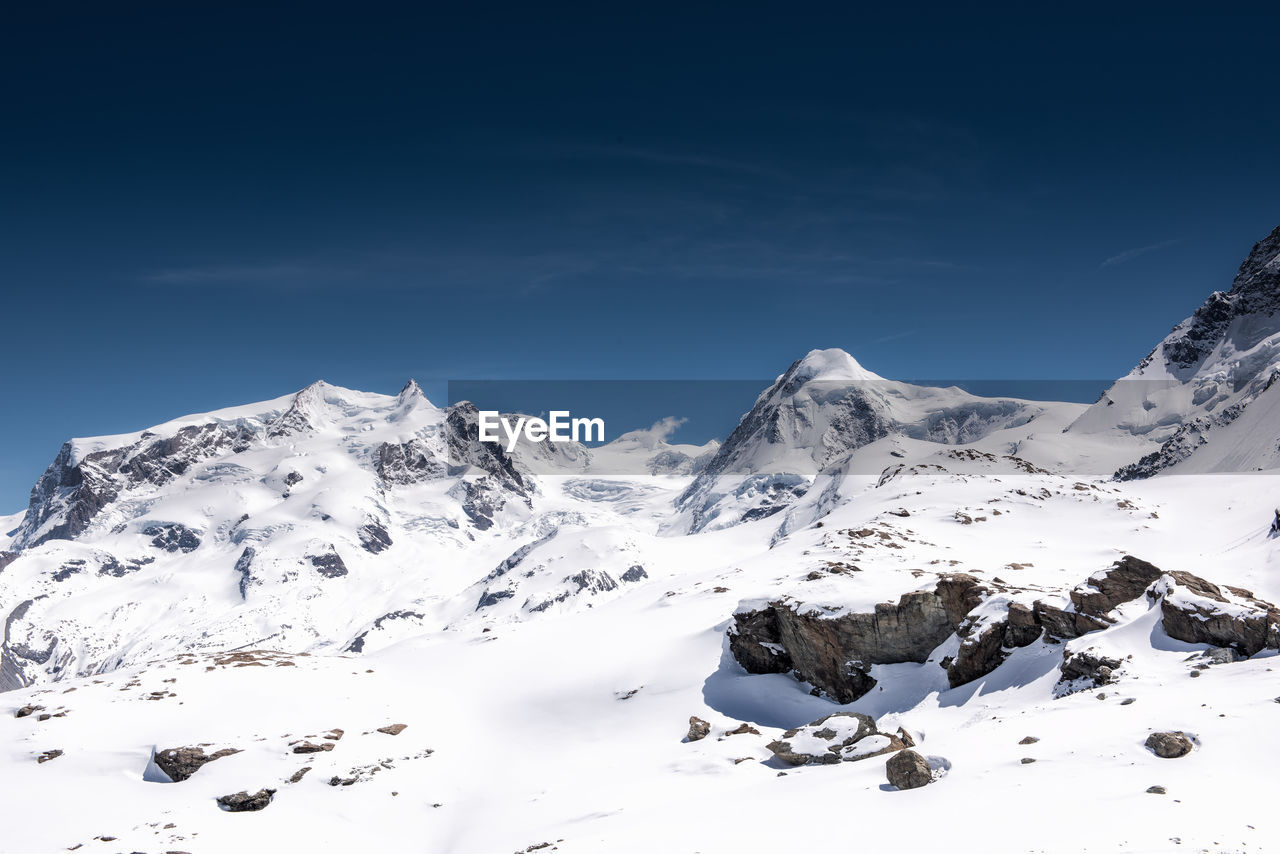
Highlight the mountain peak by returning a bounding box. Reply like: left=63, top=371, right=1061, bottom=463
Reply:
left=788, top=348, right=884, bottom=385
left=1230, top=223, right=1280, bottom=299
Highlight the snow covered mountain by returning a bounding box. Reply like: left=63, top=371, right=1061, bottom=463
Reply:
left=1069, top=224, right=1280, bottom=477
left=2, top=228, right=1280, bottom=853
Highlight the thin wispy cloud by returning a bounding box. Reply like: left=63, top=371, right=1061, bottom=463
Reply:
left=143, top=263, right=317, bottom=285
left=1100, top=239, right=1180, bottom=268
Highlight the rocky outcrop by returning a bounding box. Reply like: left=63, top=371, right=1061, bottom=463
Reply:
left=730, top=574, right=990, bottom=703
left=1145, top=731, right=1194, bottom=759
left=375, top=438, right=445, bottom=486
left=1153, top=572, right=1280, bottom=656
left=0, top=551, right=18, bottom=573
left=885, top=749, right=933, bottom=790
left=14, top=423, right=253, bottom=549
left=730, top=556, right=1280, bottom=703
left=216, top=788, right=276, bottom=812
left=1070, top=556, right=1165, bottom=617
left=309, top=548, right=348, bottom=579
left=357, top=520, right=392, bottom=554
left=143, top=523, right=202, bottom=553
left=765, top=712, right=905, bottom=765
left=686, top=717, right=710, bottom=742
left=154, top=746, right=242, bottom=782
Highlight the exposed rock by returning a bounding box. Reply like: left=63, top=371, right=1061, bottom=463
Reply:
left=1060, top=650, right=1122, bottom=688
left=142, top=523, right=202, bottom=554
left=291, top=741, right=334, bottom=754
left=1153, top=571, right=1280, bottom=657
left=1020, top=757, right=1037, bottom=764
left=287, top=766, right=312, bottom=784
left=765, top=712, right=898, bottom=765
left=154, top=746, right=242, bottom=782
left=15, top=704, right=44, bottom=718
left=1018, top=736, right=1039, bottom=745
left=885, top=749, right=933, bottom=790
left=1147, top=785, right=1167, bottom=794
left=731, top=574, right=989, bottom=703
left=234, top=546, right=256, bottom=598
left=357, top=520, right=393, bottom=554
left=1145, top=731, right=1194, bottom=759
left=686, top=717, right=710, bottom=742
left=345, top=610, right=425, bottom=653
left=377, top=723, right=407, bottom=736
left=0, top=551, right=19, bottom=573
left=725, top=723, right=761, bottom=737
left=1070, top=556, right=1165, bottom=618
left=375, top=438, right=446, bottom=486
left=620, top=565, right=648, bottom=583
left=37, top=749, right=63, bottom=763
left=309, top=548, right=348, bottom=579
left=216, top=789, right=276, bottom=812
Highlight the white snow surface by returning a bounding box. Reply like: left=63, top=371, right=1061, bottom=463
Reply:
left=2, top=353, right=1280, bottom=853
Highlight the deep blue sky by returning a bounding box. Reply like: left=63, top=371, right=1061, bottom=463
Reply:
left=2, top=2, right=1279, bottom=511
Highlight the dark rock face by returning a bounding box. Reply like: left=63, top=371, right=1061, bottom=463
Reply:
left=216, top=788, right=276, bottom=812
left=1059, top=650, right=1122, bottom=687
left=37, top=749, right=63, bottom=764
left=357, top=520, right=393, bottom=554
left=1145, top=731, right=1194, bottom=759
left=14, top=423, right=252, bottom=549
left=728, top=555, right=1275, bottom=701
left=234, top=547, right=256, bottom=598
left=620, top=565, right=648, bottom=583
left=885, top=749, right=933, bottom=790
left=1070, top=556, right=1165, bottom=618
left=730, top=575, right=989, bottom=703
left=309, top=549, right=348, bottom=579
left=1155, top=572, right=1280, bottom=657
left=375, top=438, right=446, bottom=486
left=0, top=551, right=17, bottom=573
left=143, top=523, right=202, bottom=554
left=687, top=717, right=711, bottom=742
left=154, top=746, right=242, bottom=782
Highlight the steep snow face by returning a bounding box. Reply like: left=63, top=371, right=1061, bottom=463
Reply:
left=670, top=349, right=1057, bottom=533
left=1069, top=225, right=1280, bottom=477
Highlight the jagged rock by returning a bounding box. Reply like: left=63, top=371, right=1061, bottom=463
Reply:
left=1145, top=731, right=1194, bottom=759
left=287, top=767, right=312, bottom=784
left=291, top=741, right=334, bottom=754
left=15, top=704, right=44, bottom=718
left=0, top=551, right=18, bottom=573
left=1070, top=556, right=1165, bottom=618
left=345, top=610, right=424, bottom=653
left=885, top=749, right=933, bottom=790
left=154, top=746, right=242, bottom=782
left=1270, top=509, right=1280, bottom=538
left=357, top=520, right=393, bottom=554
left=234, top=546, right=256, bottom=598
left=36, top=749, right=63, bottom=763
left=730, top=574, right=989, bottom=703
left=375, top=438, right=446, bottom=486
left=765, top=712, right=897, bottom=765
left=1060, top=650, right=1122, bottom=688
left=377, top=723, right=407, bottom=735
left=1153, top=571, right=1280, bottom=657
left=686, top=717, right=710, bottom=742
left=142, top=523, right=202, bottom=554
left=1018, top=736, right=1039, bottom=745
left=14, top=423, right=252, bottom=549
left=620, top=565, right=648, bottom=582
left=216, top=788, right=276, bottom=812
left=725, top=723, right=761, bottom=737
left=1189, top=647, right=1244, bottom=666
left=309, top=549, right=348, bottom=579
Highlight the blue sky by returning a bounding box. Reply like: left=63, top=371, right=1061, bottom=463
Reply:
left=2, top=2, right=1279, bottom=511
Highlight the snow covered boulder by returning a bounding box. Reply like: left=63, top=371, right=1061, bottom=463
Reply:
left=765, top=712, right=905, bottom=766
left=1069, top=556, right=1166, bottom=618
